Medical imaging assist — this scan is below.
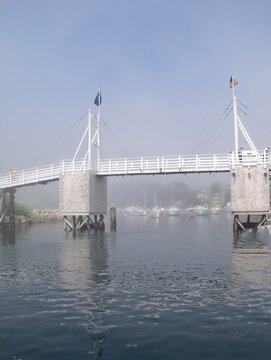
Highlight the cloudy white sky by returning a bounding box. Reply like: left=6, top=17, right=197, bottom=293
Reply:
left=1, top=0, right=271, bottom=206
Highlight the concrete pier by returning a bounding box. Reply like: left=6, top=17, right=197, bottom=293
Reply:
left=231, top=162, right=270, bottom=236
left=59, top=172, right=107, bottom=232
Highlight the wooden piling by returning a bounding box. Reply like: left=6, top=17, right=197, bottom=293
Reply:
left=110, top=207, right=117, bottom=231
left=0, top=189, right=15, bottom=226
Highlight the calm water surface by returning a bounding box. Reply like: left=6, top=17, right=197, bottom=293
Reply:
left=1, top=213, right=271, bottom=359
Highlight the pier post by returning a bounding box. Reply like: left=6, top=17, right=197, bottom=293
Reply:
left=0, top=191, right=7, bottom=225
left=0, top=189, right=15, bottom=227
left=9, top=189, right=15, bottom=226
left=110, top=207, right=117, bottom=231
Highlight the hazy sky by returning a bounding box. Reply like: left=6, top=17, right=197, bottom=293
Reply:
left=1, top=0, right=271, bottom=206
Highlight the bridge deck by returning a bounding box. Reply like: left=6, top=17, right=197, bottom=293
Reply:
left=0, top=152, right=268, bottom=190
left=97, top=154, right=231, bottom=175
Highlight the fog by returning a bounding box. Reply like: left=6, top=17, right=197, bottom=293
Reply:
left=15, top=173, right=230, bottom=209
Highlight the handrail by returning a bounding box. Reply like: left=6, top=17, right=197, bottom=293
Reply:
left=95, top=153, right=232, bottom=175
left=0, top=150, right=269, bottom=190
left=0, top=159, right=92, bottom=189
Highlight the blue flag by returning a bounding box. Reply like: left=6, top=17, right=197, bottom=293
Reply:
left=94, top=91, right=102, bottom=106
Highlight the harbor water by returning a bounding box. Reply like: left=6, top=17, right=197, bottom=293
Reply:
left=1, top=212, right=271, bottom=359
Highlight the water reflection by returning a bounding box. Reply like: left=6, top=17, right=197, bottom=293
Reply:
left=0, top=226, right=16, bottom=244
left=231, top=228, right=271, bottom=301
left=59, top=231, right=109, bottom=289
left=0, top=224, right=31, bottom=245
left=233, top=227, right=270, bottom=253
left=59, top=231, right=109, bottom=358
left=0, top=225, right=33, bottom=284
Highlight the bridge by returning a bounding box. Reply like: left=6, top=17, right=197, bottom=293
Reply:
left=0, top=80, right=270, bottom=233
left=0, top=151, right=269, bottom=189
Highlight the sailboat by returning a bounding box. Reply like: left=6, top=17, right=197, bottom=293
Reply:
left=195, top=206, right=210, bottom=216
left=209, top=193, right=223, bottom=214
left=148, top=191, right=161, bottom=218
left=148, top=206, right=161, bottom=218
left=167, top=205, right=180, bottom=216
left=195, top=190, right=210, bottom=216
left=167, top=186, right=180, bottom=216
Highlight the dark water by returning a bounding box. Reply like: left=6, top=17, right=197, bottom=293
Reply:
left=1, top=213, right=271, bottom=359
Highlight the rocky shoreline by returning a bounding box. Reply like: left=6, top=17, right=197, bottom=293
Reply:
left=16, top=209, right=62, bottom=224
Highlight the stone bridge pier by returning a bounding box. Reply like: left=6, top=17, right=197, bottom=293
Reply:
left=59, top=172, right=107, bottom=232
left=231, top=162, right=270, bottom=236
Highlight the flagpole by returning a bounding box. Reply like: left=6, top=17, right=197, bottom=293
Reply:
left=231, top=74, right=239, bottom=162
left=88, top=108, right=91, bottom=169
left=93, top=88, right=102, bottom=164
left=97, top=87, right=101, bottom=163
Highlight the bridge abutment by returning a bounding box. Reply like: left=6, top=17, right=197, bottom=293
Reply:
left=59, top=172, right=107, bottom=232
left=230, top=163, right=270, bottom=236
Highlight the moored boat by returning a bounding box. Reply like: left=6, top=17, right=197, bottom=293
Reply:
left=210, top=207, right=221, bottom=214
left=167, top=206, right=180, bottom=216
left=148, top=207, right=161, bottom=218
left=195, top=206, right=210, bottom=216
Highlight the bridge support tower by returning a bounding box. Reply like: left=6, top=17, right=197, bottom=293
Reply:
left=231, top=161, right=270, bottom=237
left=59, top=172, right=107, bottom=232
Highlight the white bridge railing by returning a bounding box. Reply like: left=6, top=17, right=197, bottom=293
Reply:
left=0, top=150, right=269, bottom=189
left=96, top=153, right=231, bottom=175
left=0, top=159, right=91, bottom=189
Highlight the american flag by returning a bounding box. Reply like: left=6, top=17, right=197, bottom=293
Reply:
left=229, top=76, right=238, bottom=88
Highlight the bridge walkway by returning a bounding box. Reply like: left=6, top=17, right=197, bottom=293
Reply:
left=0, top=150, right=268, bottom=190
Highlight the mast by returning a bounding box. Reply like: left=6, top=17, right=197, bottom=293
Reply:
left=94, top=88, right=102, bottom=163
left=230, top=75, right=261, bottom=162
left=71, top=89, right=102, bottom=169
left=97, top=91, right=101, bottom=162
left=88, top=108, right=91, bottom=165
left=230, top=74, right=239, bottom=160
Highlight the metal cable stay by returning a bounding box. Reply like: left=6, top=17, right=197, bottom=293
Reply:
left=190, top=102, right=232, bottom=155
left=29, top=111, right=88, bottom=168
left=238, top=100, right=271, bottom=136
